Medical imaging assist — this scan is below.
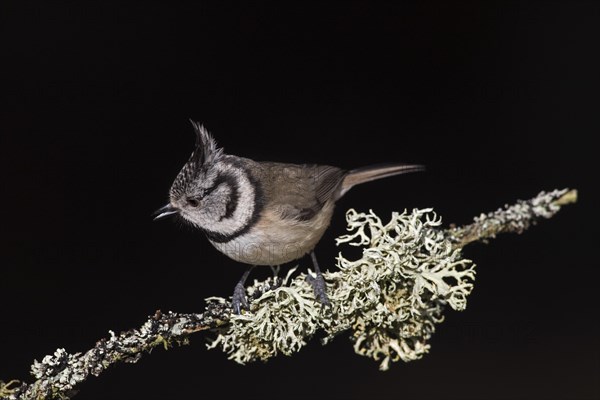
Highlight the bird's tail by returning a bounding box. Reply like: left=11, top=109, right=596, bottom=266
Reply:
left=337, top=163, right=425, bottom=199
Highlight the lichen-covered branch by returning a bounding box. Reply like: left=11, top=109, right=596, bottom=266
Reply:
left=445, top=188, right=577, bottom=249
left=1, top=305, right=232, bottom=400
left=1, top=189, right=576, bottom=400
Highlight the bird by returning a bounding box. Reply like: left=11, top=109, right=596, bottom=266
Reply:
left=154, top=121, right=424, bottom=313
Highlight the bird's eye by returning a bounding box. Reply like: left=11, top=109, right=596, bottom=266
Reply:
left=187, top=198, right=200, bottom=207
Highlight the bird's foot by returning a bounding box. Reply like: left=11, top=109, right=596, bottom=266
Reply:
left=231, top=266, right=254, bottom=314
left=306, top=270, right=331, bottom=307
left=232, top=281, right=250, bottom=314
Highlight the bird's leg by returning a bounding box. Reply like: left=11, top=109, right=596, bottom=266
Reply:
left=306, top=251, right=331, bottom=306
left=232, top=266, right=254, bottom=314
left=270, top=265, right=282, bottom=289
left=270, top=265, right=281, bottom=278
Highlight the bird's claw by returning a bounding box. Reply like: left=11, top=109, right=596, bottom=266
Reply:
left=232, top=281, right=249, bottom=314
left=306, top=271, right=331, bottom=307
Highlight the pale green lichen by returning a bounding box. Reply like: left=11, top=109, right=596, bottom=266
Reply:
left=207, top=268, right=324, bottom=363
left=207, top=207, right=476, bottom=370
left=0, top=381, right=21, bottom=398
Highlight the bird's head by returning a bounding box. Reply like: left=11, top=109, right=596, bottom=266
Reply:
left=153, top=121, right=229, bottom=229
left=153, top=122, right=258, bottom=241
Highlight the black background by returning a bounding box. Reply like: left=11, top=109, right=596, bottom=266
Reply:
left=1, top=1, right=598, bottom=399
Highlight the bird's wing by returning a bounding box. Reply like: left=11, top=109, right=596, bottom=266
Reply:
left=313, top=165, right=347, bottom=205
left=256, top=162, right=346, bottom=221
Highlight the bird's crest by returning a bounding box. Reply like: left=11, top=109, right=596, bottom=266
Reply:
left=170, top=121, right=223, bottom=198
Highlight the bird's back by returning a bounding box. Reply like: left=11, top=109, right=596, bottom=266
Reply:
left=251, top=161, right=346, bottom=222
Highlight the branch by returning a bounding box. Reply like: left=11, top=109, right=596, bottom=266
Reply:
left=1, top=306, right=232, bottom=400
left=445, top=189, right=577, bottom=249
left=1, top=189, right=577, bottom=400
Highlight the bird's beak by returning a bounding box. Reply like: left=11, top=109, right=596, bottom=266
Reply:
left=152, top=204, right=179, bottom=220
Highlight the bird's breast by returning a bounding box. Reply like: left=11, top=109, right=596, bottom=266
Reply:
left=209, top=202, right=335, bottom=266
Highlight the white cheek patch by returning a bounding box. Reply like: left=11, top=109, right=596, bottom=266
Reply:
left=209, top=162, right=255, bottom=235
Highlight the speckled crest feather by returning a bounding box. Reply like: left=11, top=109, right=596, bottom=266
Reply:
left=170, top=121, right=223, bottom=198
